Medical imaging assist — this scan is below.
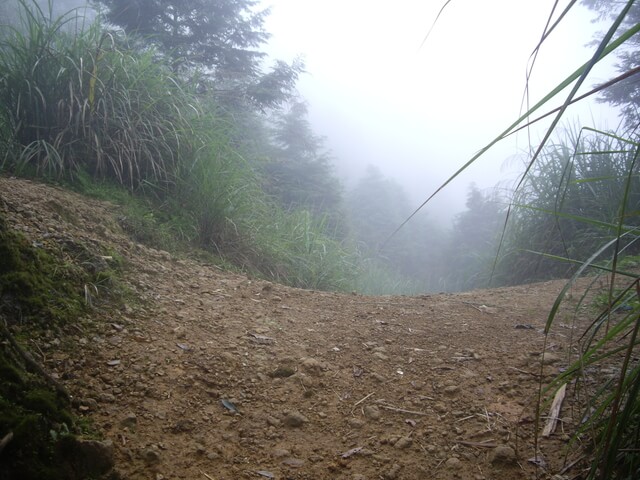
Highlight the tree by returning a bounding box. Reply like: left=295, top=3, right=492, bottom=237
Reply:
left=445, top=184, right=506, bottom=291
left=263, top=100, right=345, bottom=232
left=346, top=166, right=447, bottom=291
left=94, top=0, right=302, bottom=109
left=581, top=0, right=640, bottom=132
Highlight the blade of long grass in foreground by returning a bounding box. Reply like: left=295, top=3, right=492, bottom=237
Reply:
left=383, top=2, right=640, bottom=250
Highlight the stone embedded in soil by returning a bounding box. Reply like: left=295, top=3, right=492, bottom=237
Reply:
left=444, top=385, right=460, bottom=395
left=300, top=357, right=325, bottom=375
left=433, top=402, right=447, bottom=413
left=142, top=448, right=161, bottom=465
left=270, top=365, right=296, bottom=378
left=490, top=445, right=517, bottom=465
left=540, top=352, right=562, bottom=365
left=348, top=418, right=365, bottom=429
left=373, top=351, right=389, bottom=361
left=394, top=436, right=412, bottom=449
left=266, top=415, right=281, bottom=427
left=445, top=457, right=461, bottom=469
left=66, top=438, right=115, bottom=478
left=171, top=419, right=195, bottom=433
left=283, top=411, right=308, bottom=427
left=382, top=463, right=402, bottom=480
left=363, top=405, right=381, bottom=420
left=121, top=412, right=137, bottom=429
left=282, top=457, right=305, bottom=467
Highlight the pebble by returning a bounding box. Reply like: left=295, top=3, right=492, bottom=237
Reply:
left=394, top=436, right=412, bottom=449
left=444, top=385, right=460, bottom=395
left=283, top=411, right=308, bottom=428
left=300, top=357, right=325, bottom=375
left=121, top=413, right=137, bottom=429
left=142, top=448, right=161, bottom=465
left=382, top=463, right=402, bottom=480
left=445, top=457, right=461, bottom=469
left=490, top=445, right=517, bottom=465
left=373, top=352, right=389, bottom=361
left=363, top=405, right=381, bottom=420
left=541, top=352, right=562, bottom=365
left=282, top=457, right=305, bottom=467
left=433, top=402, right=447, bottom=413
left=348, top=418, right=365, bottom=429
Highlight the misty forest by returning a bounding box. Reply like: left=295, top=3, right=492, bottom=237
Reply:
left=1, top=0, right=640, bottom=479
left=0, top=0, right=637, bottom=295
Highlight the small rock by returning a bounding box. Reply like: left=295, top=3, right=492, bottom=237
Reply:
left=373, top=352, right=389, bottom=361
left=98, top=393, right=116, bottom=403
left=283, top=411, right=308, bottom=428
left=120, top=413, right=137, bottom=429
left=382, top=463, right=402, bottom=480
left=443, top=385, right=460, bottom=395
left=347, top=418, right=365, bottom=429
left=394, top=436, right=412, bottom=449
left=541, top=352, right=562, bottom=365
left=270, top=365, right=296, bottom=378
left=363, top=405, right=381, bottom=420
left=171, top=419, right=195, bottom=433
left=282, top=457, right=305, bottom=467
left=490, top=445, right=517, bottom=465
left=433, top=402, right=447, bottom=413
left=445, top=457, right=461, bottom=469
left=142, top=448, right=161, bottom=465
left=272, top=448, right=290, bottom=458
left=64, top=438, right=114, bottom=477
left=266, top=415, right=281, bottom=427
left=300, top=357, right=325, bottom=375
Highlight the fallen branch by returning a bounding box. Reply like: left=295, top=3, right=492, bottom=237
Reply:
left=0, top=318, right=70, bottom=402
left=542, top=383, right=566, bottom=437
left=0, top=432, right=14, bottom=455
left=376, top=402, right=429, bottom=416
left=456, top=440, right=497, bottom=449
left=352, top=392, right=374, bottom=409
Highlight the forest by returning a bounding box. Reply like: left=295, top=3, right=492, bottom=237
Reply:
left=0, top=1, right=639, bottom=479
left=0, top=0, right=637, bottom=295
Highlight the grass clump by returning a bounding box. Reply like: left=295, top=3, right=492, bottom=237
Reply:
left=0, top=0, right=197, bottom=188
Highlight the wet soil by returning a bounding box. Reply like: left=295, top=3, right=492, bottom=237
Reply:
left=0, top=176, right=596, bottom=480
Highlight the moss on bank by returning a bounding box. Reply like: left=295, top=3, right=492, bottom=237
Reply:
left=0, top=213, right=117, bottom=479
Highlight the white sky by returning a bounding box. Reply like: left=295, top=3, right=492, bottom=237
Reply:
left=261, top=0, right=621, bottom=222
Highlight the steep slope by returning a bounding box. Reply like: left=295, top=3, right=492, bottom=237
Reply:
left=0, top=176, right=591, bottom=480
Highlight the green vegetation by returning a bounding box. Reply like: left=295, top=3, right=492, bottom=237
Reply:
left=0, top=1, right=638, bottom=476
left=405, top=1, right=640, bottom=477
left=0, top=209, right=116, bottom=479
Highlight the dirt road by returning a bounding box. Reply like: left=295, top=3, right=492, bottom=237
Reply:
left=1, top=177, right=589, bottom=480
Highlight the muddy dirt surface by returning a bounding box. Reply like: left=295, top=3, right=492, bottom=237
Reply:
left=1, top=176, right=595, bottom=480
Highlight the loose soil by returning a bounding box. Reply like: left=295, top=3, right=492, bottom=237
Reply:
left=1, top=176, right=599, bottom=480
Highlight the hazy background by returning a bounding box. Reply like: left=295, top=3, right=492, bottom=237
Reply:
left=260, top=0, right=620, bottom=222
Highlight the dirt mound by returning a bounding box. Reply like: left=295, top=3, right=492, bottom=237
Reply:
left=1, top=176, right=589, bottom=479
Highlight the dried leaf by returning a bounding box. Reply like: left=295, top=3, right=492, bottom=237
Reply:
left=247, top=333, right=275, bottom=345
left=255, top=471, right=275, bottom=479
left=106, top=359, right=120, bottom=366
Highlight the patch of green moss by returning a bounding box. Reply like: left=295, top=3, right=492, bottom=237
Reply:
left=0, top=348, right=74, bottom=480
left=0, top=212, right=120, bottom=478
left=0, top=216, right=97, bottom=325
